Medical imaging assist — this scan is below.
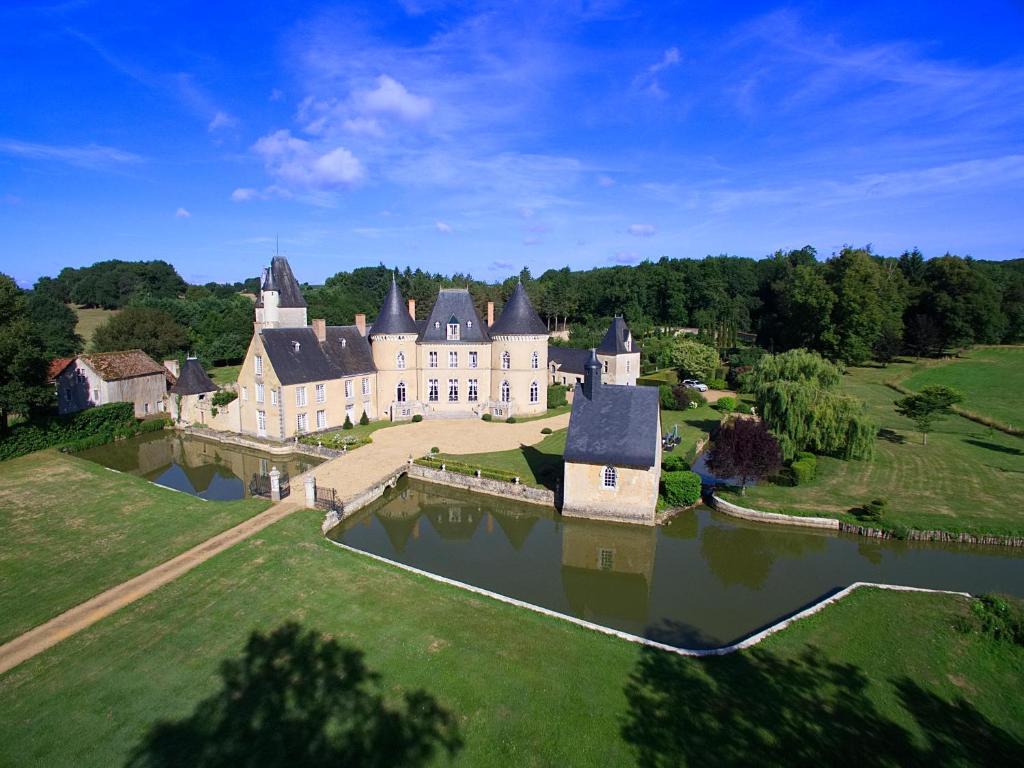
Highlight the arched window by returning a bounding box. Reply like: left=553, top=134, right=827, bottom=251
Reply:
left=531, top=351, right=539, bottom=369
left=500, top=380, right=511, bottom=402
left=396, top=381, right=406, bottom=403
left=529, top=380, right=539, bottom=403
left=602, top=466, right=617, bottom=489
left=501, top=350, right=511, bottom=370
left=396, top=351, right=406, bottom=370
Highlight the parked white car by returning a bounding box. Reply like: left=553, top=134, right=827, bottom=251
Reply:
left=682, top=379, right=709, bottom=392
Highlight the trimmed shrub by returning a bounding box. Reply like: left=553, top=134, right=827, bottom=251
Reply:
left=796, top=451, right=815, bottom=462
left=791, top=458, right=816, bottom=485
left=662, top=453, right=689, bottom=473
left=856, top=498, right=887, bottom=522
left=359, top=411, right=370, bottom=426
left=137, top=418, right=169, bottom=434
left=541, top=427, right=553, bottom=434
left=342, top=415, right=354, bottom=430
left=412, top=414, right=423, bottom=423
left=660, top=470, right=702, bottom=507
left=414, top=457, right=518, bottom=483
left=659, top=384, right=679, bottom=411
left=547, top=384, right=568, bottom=409
left=706, top=378, right=728, bottom=390
left=430, top=446, right=440, bottom=454
left=713, top=396, right=737, bottom=413
left=211, top=389, right=237, bottom=407
left=506, top=416, right=517, bottom=424
left=481, top=413, right=493, bottom=422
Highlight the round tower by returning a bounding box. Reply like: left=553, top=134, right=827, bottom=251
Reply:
left=488, top=281, right=549, bottom=417
left=370, top=277, right=420, bottom=420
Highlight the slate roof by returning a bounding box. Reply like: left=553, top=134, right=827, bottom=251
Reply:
left=548, top=346, right=592, bottom=376
left=489, top=282, right=548, bottom=336
left=370, top=277, right=419, bottom=335
left=255, top=256, right=307, bottom=309
left=260, top=325, right=376, bottom=385
left=564, top=363, right=660, bottom=469
left=80, top=350, right=167, bottom=382
left=419, top=289, right=489, bottom=343
left=169, top=358, right=218, bottom=395
left=597, top=316, right=634, bottom=355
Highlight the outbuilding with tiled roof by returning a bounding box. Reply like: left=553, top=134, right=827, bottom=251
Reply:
left=55, top=350, right=170, bottom=418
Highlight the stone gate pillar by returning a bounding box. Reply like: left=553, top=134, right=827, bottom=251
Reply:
left=304, top=475, right=316, bottom=508
left=269, top=467, right=281, bottom=502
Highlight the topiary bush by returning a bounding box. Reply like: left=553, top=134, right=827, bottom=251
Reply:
left=481, top=413, right=492, bottom=422
left=660, top=470, right=702, bottom=507
left=430, top=446, right=439, bottom=454
left=547, top=384, right=568, bottom=409
left=506, top=416, right=517, bottom=424
left=714, top=396, right=737, bottom=413
left=541, top=427, right=552, bottom=434
left=359, top=410, right=370, bottom=426
left=342, top=415, right=353, bottom=430
left=412, top=414, right=423, bottom=422
left=856, top=498, right=886, bottom=522
left=706, top=378, right=728, bottom=390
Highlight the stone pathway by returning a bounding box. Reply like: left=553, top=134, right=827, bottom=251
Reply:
left=0, top=413, right=570, bottom=675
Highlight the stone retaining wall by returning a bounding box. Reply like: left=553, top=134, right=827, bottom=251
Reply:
left=710, top=493, right=839, bottom=530
left=408, top=463, right=556, bottom=508
left=838, top=522, right=1024, bottom=547
left=182, top=425, right=342, bottom=459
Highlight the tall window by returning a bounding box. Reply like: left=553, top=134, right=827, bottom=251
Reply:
left=501, top=351, right=510, bottom=370
left=396, top=381, right=406, bottom=403
left=469, top=351, right=478, bottom=368
left=362, top=377, right=370, bottom=396
left=256, top=382, right=264, bottom=403
left=468, top=378, right=479, bottom=402
left=531, top=351, right=539, bottom=369
left=429, top=351, right=438, bottom=368
left=254, top=355, right=263, bottom=376
left=256, top=410, right=266, bottom=433
left=241, top=386, right=248, bottom=401
left=271, top=388, right=278, bottom=406
left=447, top=321, right=460, bottom=341
left=500, top=380, right=511, bottom=402
left=316, top=383, right=326, bottom=403
left=428, top=379, right=439, bottom=402
left=529, top=380, right=539, bottom=403
left=603, top=466, right=617, bottom=489
left=296, top=386, right=307, bottom=407
left=396, top=351, right=406, bottom=369
left=316, top=410, right=326, bottom=429
left=448, top=379, right=459, bottom=402
left=297, top=412, right=308, bottom=433
left=344, top=380, right=353, bottom=398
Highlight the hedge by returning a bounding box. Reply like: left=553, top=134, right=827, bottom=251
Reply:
left=547, top=384, right=568, bottom=409
left=660, top=470, right=702, bottom=507
left=662, top=453, right=689, bottom=473
left=211, top=390, right=237, bottom=407
left=414, top=457, right=519, bottom=483
left=0, top=402, right=141, bottom=461
left=791, top=458, right=816, bottom=485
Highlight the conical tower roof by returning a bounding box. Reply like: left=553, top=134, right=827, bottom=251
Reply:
left=370, top=277, right=419, bottom=335
left=597, top=316, right=633, bottom=355
left=489, top=281, right=547, bottom=335
left=256, top=256, right=307, bottom=308
left=169, top=357, right=218, bottom=395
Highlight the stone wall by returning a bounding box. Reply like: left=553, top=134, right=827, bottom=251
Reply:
left=838, top=522, right=1024, bottom=547
left=181, top=425, right=342, bottom=459
left=710, top=493, right=840, bottom=530
left=407, top=463, right=555, bottom=507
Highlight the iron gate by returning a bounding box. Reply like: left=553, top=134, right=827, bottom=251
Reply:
left=314, top=483, right=339, bottom=512
left=248, top=471, right=291, bottom=499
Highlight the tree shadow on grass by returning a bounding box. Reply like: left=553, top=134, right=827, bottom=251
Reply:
left=521, top=443, right=563, bottom=491
left=125, top=622, right=463, bottom=768
left=878, top=428, right=907, bottom=444
left=963, top=439, right=1022, bottom=456
left=621, top=644, right=1023, bottom=767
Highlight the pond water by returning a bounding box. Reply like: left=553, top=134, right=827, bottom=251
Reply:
left=77, top=431, right=323, bottom=500
left=331, top=478, right=1024, bottom=649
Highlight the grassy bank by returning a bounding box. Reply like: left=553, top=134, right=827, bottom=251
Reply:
left=437, top=429, right=567, bottom=489
left=1, top=508, right=1021, bottom=766
left=0, top=451, right=268, bottom=644
left=721, top=362, right=1024, bottom=536
left=71, top=305, right=118, bottom=350
left=207, top=364, right=241, bottom=385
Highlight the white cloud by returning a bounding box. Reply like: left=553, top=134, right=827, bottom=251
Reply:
left=634, top=46, right=682, bottom=98
left=0, top=138, right=142, bottom=168
left=628, top=223, right=656, bottom=237
left=435, top=220, right=453, bottom=234
left=342, top=117, right=384, bottom=136
left=231, top=187, right=261, bottom=202
left=597, top=175, right=615, bottom=187
left=208, top=111, right=237, bottom=132
left=611, top=251, right=641, bottom=264
left=175, top=207, right=191, bottom=218
left=358, top=74, right=433, bottom=121
left=251, top=129, right=365, bottom=192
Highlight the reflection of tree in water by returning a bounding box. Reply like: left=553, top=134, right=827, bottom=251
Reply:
left=623, top=644, right=1022, bottom=766
left=125, top=623, right=462, bottom=768
left=700, top=523, right=828, bottom=590
left=661, top=510, right=699, bottom=540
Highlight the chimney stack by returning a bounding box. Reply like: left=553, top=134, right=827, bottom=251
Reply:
left=312, top=318, right=326, bottom=343
left=408, top=298, right=416, bottom=321
left=583, top=348, right=602, bottom=400
left=354, top=313, right=366, bottom=336
left=487, top=301, right=495, bottom=327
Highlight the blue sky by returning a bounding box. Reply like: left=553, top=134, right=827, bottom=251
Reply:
left=1, top=1, right=1023, bottom=287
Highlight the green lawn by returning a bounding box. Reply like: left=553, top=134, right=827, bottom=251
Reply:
left=721, top=361, right=1024, bottom=536
left=1, top=508, right=1020, bottom=766
left=207, top=364, right=242, bottom=385
left=901, top=347, right=1024, bottom=428
left=510, top=404, right=572, bottom=423
left=0, top=451, right=269, bottom=645
left=71, top=305, right=118, bottom=350
left=438, top=429, right=567, bottom=490
left=661, top=404, right=722, bottom=460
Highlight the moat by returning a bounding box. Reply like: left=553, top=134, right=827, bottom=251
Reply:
left=331, top=477, right=1024, bottom=649
left=78, top=431, right=322, bottom=500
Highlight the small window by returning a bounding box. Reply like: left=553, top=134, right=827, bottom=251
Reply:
left=602, top=466, right=617, bottom=489
left=316, top=409, right=326, bottom=429
left=297, top=412, right=308, bottom=433
left=434, top=321, right=441, bottom=329
left=469, top=351, right=478, bottom=369
left=467, top=320, right=473, bottom=328
left=501, top=351, right=510, bottom=370
left=362, top=377, right=370, bottom=396
left=603, top=360, right=608, bottom=373
left=531, top=351, right=539, bottom=369
left=316, top=383, right=326, bottom=403
left=396, top=351, right=406, bottom=370
left=144, top=402, right=150, bottom=414
left=296, top=386, right=307, bottom=407
left=241, top=386, right=248, bottom=401
left=599, top=548, right=614, bottom=571
left=271, top=388, right=278, bottom=406
left=344, top=380, right=353, bottom=398
left=529, top=381, right=539, bottom=403
left=626, top=360, right=631, bottom=373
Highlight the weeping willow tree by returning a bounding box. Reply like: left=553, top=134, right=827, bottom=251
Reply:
left=749, top=349, right=874, bottom=460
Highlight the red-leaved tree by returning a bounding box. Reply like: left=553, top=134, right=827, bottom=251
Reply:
left=707, top=418, right=782, bottom=495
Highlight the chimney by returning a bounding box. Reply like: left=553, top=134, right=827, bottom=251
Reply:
left=163, top=359, right=179, bottom=378
left=408, top=298, right=416, bottom=320
left=487, top=301, right=495, bottom=327
left=583, top=348, right=602, bottom=400
left=312, top=318, right=326, bottom=343
left=354, top=313, right=366, bottom=336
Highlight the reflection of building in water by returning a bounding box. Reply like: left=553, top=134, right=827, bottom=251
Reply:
left=424, top=502, right=482, bottom=540
left=489, top=509, right=538, bottom=550
left=372, top=486, right=425, bottom=552
left=560, top=520, right=657, bottom=626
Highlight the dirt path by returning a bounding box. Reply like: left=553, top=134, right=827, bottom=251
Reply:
left=0, top=412, right=570, bottom=675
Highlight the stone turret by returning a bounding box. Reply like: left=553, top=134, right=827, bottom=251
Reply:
left=489, top=281, right=549, bottom=416
left=583, top=348, right=601, bottom=399
left=370, top=276, right=420, bottom=419
left=255, top=256, right=307, bottom=330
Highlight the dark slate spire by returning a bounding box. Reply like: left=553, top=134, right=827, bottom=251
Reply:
left=256, top=256, right=307, bottom=308
left=169, top=358, right=218, bottom=396
left=370, top=276, right=419, bottom=335
left=583, top=348, right=602, bottom=399
left=489, top=281, right=548, bottom=335
left=597, top=316, right=633, bottom=355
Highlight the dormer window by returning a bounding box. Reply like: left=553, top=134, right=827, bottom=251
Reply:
left=293, top=341, right=301, bottom=352
left=434, top=321, right=441, bottom=329
left=447, top=316, right=460, bottom=340
left=340, top=338, right=347, bottom=348
left=467, top=320, right=473, bottom=328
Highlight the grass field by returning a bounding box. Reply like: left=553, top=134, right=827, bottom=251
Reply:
left=437, top=429, right=567, bottom=489
left=207, top=364, right=241, bottom=385
left=71, top=305, right=118, bottom=351
left=721, top=361, right=1024, bottom=536
left=661, top=403, right=721, bottom=459
left=0, top=507, right=1020, bottom=766
left=901, top=347, right=1024, bottom=429
left=0, top=451, right=268, bottom=645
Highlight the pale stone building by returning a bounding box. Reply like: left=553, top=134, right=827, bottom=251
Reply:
left=549, top=316, right=641, bottom=389
left=562, top=349, right=661, bottom=525
left=54, top=350, right=169, bottom=418
left=169, top=357, right=237, bottom=429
